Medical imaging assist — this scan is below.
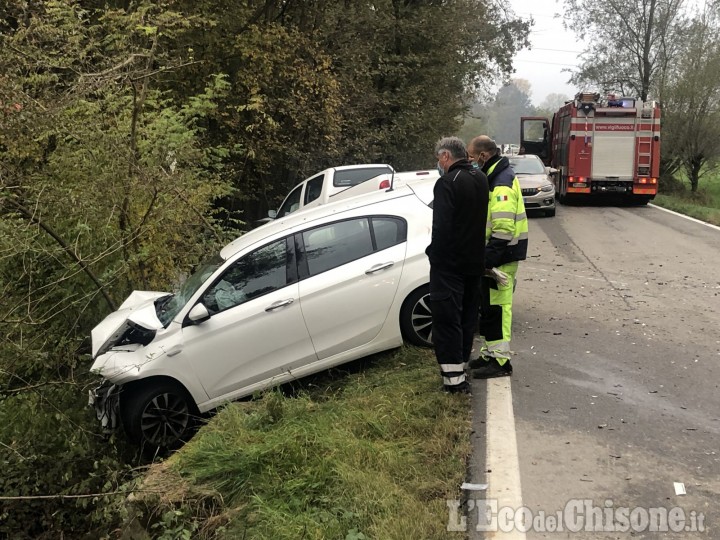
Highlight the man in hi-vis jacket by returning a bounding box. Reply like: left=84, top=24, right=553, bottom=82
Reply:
left=467, top=136, right=528, bottom=378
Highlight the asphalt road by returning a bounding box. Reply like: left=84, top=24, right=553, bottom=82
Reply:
left=467, top=203, right=719, bottom=539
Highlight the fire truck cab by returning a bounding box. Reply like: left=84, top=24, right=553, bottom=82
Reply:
left=521, top=92, right=660, bottom=204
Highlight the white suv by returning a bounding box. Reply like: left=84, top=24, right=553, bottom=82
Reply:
left=89, top=180, right=436, bottom=451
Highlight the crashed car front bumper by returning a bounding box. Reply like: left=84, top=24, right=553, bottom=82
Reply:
left=88, top=380, right=120, bottom=432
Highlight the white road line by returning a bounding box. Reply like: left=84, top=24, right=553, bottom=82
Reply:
left=649, top=203, right=720, bottom=232
left=485, top=377, right=526, bottom=539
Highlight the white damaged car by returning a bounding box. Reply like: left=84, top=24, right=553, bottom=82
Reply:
left=89, top=181, right=436, bottom=451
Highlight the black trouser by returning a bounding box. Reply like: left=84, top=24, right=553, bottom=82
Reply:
left=429, top=267, right=482, bottom=388
left=478, top=275, right=504, bottom=342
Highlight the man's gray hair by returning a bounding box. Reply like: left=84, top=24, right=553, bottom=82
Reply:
left=434, top=136, right=467, bottom=160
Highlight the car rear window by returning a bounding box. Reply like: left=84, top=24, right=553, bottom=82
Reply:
left=509, top=158, right=545, bottom=175
left=333, top=167, right=394, bottom=187
left=371, top=217, right=406, bottom=251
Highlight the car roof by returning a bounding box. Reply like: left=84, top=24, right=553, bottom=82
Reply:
left=220, top=178, right=435, bottom=260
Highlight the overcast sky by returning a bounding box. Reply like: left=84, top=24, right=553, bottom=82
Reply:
left=507, top=0, right=582, bottom=105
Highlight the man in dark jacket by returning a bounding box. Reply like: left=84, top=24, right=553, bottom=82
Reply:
left=467, top=136, right=528, bottom=378
left=426, top=136, right=489, bottom=394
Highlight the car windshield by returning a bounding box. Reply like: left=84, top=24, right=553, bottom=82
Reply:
left=509, top=158, right=545, bottom=175
left=155, top=255, right=224, bottom=326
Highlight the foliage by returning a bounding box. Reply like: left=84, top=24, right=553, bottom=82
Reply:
left=535, top=92, right=572, bottom=119
left=123, top=348, right=471, bottom=540
left=0, top=1, right=232, bottom=536
left=562, top=0, right=688, bottom=101
left=0, top=383, right=137, bottom=538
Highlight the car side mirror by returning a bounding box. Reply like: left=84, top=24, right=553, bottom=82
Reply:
left=187, top=303, right=211, bottom=324
left=546, top=167, right=558, bottom=176
left=268, top=209, right=277, bottom=219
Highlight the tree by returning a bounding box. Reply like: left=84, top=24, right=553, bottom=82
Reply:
left=463, top=79, right=537, bottom=144
left=660, top=8, right=720, bottom=192
left=0, top=2, right=234, bottom=534
left=563, top=0, right=687, bottom=100
left=539, top=93, right=571, bottom=112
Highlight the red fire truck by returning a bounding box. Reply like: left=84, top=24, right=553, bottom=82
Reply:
left=520, top=92, right=660, bottom=204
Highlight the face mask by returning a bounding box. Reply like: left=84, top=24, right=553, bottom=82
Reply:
left=437, top=161, right=445, bottom=175
left=471, top=161, right=479, bottom=169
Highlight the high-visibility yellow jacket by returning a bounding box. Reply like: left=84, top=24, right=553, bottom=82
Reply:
left=482, top=155, right=528, bottom=268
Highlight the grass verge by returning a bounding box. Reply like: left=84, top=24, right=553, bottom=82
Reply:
left=127, top=346, right=470, bottom=539
left=653, top=173, right=720, bottom=226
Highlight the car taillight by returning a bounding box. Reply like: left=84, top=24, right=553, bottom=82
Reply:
left=379, top=179, right=391, bottom=189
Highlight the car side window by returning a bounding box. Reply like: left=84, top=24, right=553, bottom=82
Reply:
left=202, top=240, right=288, bottom=314
left=371, top=217, right=406, bottom=251
left=304, top=175, right=324, bottom=205
left=302, top=218, right=374, bottom=276
left=277, top=184, right=303, bottom=218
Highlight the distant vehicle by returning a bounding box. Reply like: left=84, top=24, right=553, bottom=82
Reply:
left=88, top=179, right=437, bottom=451
left=269, top=164, right=394, bottom=220
left=506, top=154, right=556, bottom=217
left=521, top=92, right=660, bottom=204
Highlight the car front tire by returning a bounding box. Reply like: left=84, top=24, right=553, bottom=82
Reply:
left=400, top=286, right=433, bottom=347
left=120, top=381, right=198, bottom=452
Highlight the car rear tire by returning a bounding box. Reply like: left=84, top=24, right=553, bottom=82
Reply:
left=120, top=381, right=198, bottom=452
left=400, top=286, right=433, bottom=347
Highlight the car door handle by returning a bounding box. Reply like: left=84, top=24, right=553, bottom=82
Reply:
left=265, top=298, right=294, bottom=312
left=165, top=343, right=183, bottom=357
left=365, top=261, right=394, bottom=274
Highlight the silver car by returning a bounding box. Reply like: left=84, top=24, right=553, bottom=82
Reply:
left=507, top=154, right=556, bottom=217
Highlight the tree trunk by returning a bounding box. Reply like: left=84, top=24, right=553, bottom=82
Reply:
left=640, top=0, right=657, bottom=101
left=688, top=155, right=703, bottom=193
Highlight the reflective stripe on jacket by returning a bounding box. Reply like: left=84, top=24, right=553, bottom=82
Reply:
left=483, top=156, right=528, bottom=268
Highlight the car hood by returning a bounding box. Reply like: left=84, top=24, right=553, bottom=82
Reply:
left=91, top=291, right=168, bottom=359
left=516, top=174, right=551, bottom=189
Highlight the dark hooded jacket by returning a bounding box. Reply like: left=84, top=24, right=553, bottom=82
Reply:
left=425, top=159, right=489, bottom=275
